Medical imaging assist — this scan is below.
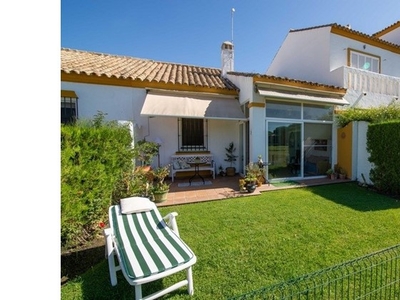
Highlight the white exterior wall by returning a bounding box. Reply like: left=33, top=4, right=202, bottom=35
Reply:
left=61, top=82, right=147, bottom=126
left=379, top=26, right=400, bottom=46
left=61, top=81, right=240, bottom=170
left=267, top=27, right=400, bottom=94
left=353, top=121, right=373, bottom=185
left=227, top=74, right=268, bottom=164
left=226, top=74, right=253, bottom=105
left=266, top=27, right=332, bottom=83
left=330, top=34, right=400, bottom=78
left=250, top=92, right=267, bottom=164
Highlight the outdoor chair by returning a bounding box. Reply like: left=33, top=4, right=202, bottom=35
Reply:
left=104, top=196, right=197, bottom=300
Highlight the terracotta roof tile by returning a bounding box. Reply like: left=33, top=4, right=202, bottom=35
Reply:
left=372, top=21, right=400, bottom=38
left=289, top=23, right=400, bottom=49
left=61, top=48, right=238, bottom=92
left=229, top=72, right=346, bottom=93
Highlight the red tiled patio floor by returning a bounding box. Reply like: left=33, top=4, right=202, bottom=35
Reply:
left=156, top=174, right=350, bottom=207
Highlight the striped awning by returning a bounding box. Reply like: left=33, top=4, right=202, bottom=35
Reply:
left=110, top=205, right=195, bottom=280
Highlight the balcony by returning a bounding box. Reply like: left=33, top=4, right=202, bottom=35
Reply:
left=331, top=66, right=400, bottom=97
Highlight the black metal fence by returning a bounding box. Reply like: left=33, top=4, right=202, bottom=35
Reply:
left=229, top=244, right=400, bottom=300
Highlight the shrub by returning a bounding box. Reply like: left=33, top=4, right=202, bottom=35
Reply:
left=61, top=112, right=135, bottom=249
left=336, top=104, right=400, bottom=128
left=367, top=120, right=400, bottom=196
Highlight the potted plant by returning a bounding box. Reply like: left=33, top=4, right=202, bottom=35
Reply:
left=326, top=168, right=336, bottom=180
left=256, top=155, right=266, bottom=185
left=134, top=139, right=160, bottom=170
left=244, top=162, right=259, bottom=193
left=150, top=164, right=170, bottom=203
left=218, top=165, right=225, bottom=177
left=339, top=167, right=347, bottom=180
left=224, top=142, right=238, bottom=176
left=238, top=178, right=247, bottom=192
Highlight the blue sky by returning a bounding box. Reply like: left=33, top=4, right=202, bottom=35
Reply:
left=61, top=0, right=399, bottom=73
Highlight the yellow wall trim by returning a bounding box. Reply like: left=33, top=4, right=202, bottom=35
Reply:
left=331, top=26, right=400, bottom=54
left=373, top=22, right=400, bottom=38
left=61, top=90, right=78, bottom=98
left=248, top=102, right=265, bottom=108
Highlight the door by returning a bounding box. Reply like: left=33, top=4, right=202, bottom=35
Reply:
left=267, top=122, right=301, bottom=180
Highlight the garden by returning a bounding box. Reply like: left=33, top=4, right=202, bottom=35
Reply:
left=61, top=182, right=400, bottom=299
left=61, top=108, right=400, bottom=298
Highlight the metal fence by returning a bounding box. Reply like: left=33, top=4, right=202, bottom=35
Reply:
left=229, top=244, right=400, bottom=300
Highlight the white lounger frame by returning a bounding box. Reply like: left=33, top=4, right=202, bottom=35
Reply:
left=104, top=205, right=196, bottom=300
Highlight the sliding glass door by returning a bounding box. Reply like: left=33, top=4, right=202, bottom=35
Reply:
left=265, top=100, right=334, bottom=180
left=268, top=122, right=301, bottom=180
left=303, top=123, right=332, bottom=177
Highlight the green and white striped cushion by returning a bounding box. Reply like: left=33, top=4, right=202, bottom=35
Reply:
left=110, top=205, right=195, bottom=280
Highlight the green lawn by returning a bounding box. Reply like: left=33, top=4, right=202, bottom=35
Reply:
left=61, top=182, right=400, bottom=299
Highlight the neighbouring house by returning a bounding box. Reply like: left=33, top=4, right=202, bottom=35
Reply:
left=264, top=21, right=400, bottom=183
left=61, top=43, right=247, bottom=178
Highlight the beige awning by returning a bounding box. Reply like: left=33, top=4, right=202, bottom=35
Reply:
left=257, top=88, right=348, bottom=105
left=141, top=92, right=246, bottom=120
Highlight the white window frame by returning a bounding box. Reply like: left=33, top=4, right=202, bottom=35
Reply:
left=349, top=49, right=380, bottom=73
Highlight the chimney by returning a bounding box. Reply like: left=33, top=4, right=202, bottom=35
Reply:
left=221, top=41, right=234, bottom=77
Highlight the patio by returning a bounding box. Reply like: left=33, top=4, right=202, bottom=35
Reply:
left=158, top=174, right=348, bottom=207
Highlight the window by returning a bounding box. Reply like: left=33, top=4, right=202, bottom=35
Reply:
left=303, top=104, right=333, bottom=121
left=61, top=90, right=78, bottom=124
left=349, top=50, right=380, bottom=73
left=265, top=100, right=301, bottom=119
left=179, top=118, right=208, bottom=151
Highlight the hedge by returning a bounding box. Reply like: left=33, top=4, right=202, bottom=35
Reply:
left=367, top=120, right=400, bottom=196
left=61, top=113, right=134, bottom=249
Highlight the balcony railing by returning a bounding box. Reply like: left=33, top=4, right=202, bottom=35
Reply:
left=331, top=66, right=400, bottom=97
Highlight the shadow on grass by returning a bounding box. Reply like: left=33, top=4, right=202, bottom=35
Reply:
left=307, top=182, right=400, bottom=212
left=72, top=261, right=188, bottom=300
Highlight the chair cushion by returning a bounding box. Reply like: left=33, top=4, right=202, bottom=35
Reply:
left=120, top=197, right=153, bottom=214
left=110, top=205, right=195, bottom=280
left=179, top=161, right=191, bottom=169
left=172, top=160, right=181, bottom=170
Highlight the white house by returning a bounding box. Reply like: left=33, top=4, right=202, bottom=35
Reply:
left=61, top=44, right=247, bottom=177
left=264, top=21, right=400, bottom=184
left=61, top=21, right=399, bottom=184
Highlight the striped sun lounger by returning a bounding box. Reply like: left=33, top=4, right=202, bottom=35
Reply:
left=104, top=197, right=197, bottom=300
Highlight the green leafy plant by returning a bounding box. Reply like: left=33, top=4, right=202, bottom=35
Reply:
left=150, top=164, right=171, bottom=194
left=326, top=168, right=334, bottom=175
left=245, top=162, right=261, bottom=183
left=224, top=142, right=238, bottom=167
left=336, top=104, right=400, bottom=128
left=61, top=112, right=135, bottom=249
left=134, top=139, right=160, bottom=166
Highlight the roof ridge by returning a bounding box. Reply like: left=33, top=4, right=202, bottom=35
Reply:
left=61, top=48, right=238, bottom=92
left=372, top=20, right=400, bottom=37
left=227, top=72, right=345, bottom=91
left=61, top=47, right=221, bottom=71
left=288, top=23, right=400, bottom=48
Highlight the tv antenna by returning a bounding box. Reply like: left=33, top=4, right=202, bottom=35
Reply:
left=231, top=8, right=235, bottom=43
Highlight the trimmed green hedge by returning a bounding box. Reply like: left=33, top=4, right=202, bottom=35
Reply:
left=367, top=120, right=400, bottom=196
left=61, top=113, right=134, bottom=249
left=336, top=104, right=400, bottom=128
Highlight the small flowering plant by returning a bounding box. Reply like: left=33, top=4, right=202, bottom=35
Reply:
left=257, top=155, right=264, bottom=169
